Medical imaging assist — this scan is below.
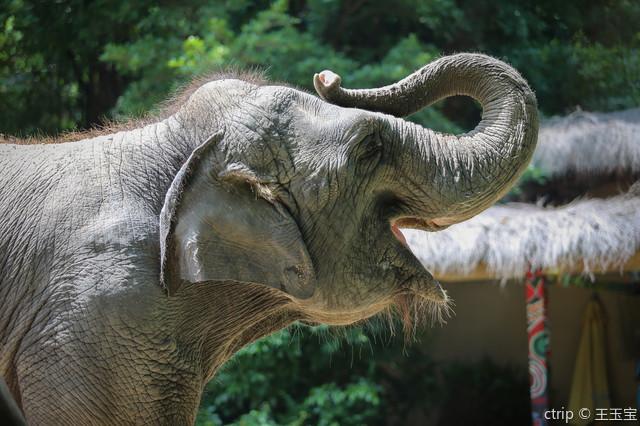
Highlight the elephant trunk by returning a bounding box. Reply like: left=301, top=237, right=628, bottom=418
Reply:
left=314, top=53, right=539, bottom=227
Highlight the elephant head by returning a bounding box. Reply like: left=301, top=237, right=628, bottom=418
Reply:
left=160, top=53, right=538, bottom=332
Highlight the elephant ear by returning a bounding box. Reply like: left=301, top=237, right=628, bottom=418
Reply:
left=159, top=132, right=315, bottom=299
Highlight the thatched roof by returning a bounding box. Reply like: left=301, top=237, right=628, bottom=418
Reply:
left=404, top=185, right=640, bottom=280
left=533, top=108, right=640, bottom=179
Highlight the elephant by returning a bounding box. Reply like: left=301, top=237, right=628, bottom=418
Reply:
left=0, top=53, right=538, bottom=424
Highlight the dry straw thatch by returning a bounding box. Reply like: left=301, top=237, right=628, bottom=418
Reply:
left=404, top=185, right=640, bottom=280
left=533, top=107, right=640, bottom=179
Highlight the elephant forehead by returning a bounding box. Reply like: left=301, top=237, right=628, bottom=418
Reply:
left=256, top=85, right=363, bottom=123
left=230, top=86, right=370, bottom=169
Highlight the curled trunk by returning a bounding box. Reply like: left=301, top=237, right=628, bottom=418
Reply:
left=315, top=53, right=539, bottom=226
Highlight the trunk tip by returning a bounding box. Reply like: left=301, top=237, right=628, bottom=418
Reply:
left=313, top=70, right=342, bottom=100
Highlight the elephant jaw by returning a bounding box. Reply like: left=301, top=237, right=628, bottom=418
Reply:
left=295, top=284, right=451, bottom=333
left=295, top=297, right=396, bottom=327
left=392, top=216, right=451, bottom=233
left=389, top=219, right=453, bottom=326
left=293, top=220, right=451, bottom=331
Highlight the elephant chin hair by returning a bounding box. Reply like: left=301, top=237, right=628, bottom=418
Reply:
left=339, top=291, right=453, bottom=345
left=191, top=280, right=450, bottom=359
left=385, top=291, right=453, bottom=341
left=220, top=284, right=452, bottom=347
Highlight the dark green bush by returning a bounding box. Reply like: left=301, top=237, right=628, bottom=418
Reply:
left=194, top=323, right=529, bottom=425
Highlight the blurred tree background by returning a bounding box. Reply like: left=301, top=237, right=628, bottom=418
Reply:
left=2, top=0, right=638, bottom=137
left=1, top=0, right=638, bottom=424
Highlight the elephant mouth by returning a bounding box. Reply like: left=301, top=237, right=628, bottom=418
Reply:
left=389, top=219, right=451, bottom=317
left=294, top=217, right=451, bottom=331
left=390, top=222, right=409, bottom=247
left=392, top=216, right=449, bottom=233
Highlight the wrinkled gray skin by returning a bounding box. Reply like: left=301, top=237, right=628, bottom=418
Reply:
left=0, top=54, right=538, bottom=425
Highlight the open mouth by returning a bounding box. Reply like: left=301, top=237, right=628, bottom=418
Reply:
left=295, top=218, right=452, bottom=330
left=393, top=216, right=448, bottom=231
left=390, top=216, right=448, bottom=248
left=389, top=218, right=449, bottom=301
left=390, top=222, right=409, bottom=247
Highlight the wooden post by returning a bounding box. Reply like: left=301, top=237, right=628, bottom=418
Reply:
left=525, top=270, right=550, bottom=426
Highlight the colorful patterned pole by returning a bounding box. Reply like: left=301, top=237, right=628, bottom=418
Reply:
left=525, top=270, right=550, bottom=426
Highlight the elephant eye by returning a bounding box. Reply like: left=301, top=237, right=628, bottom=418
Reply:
left=356, top=133, right=383, bottom=164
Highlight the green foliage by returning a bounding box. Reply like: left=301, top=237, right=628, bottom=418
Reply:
left=436, top=359, right=530, bottom=426
left=94, top=0, right=461, bottom=132
left=196, top=324, right=385, bottom=426
left=194, top=323, right=529, bottom=425
left=9, top=0, right=638, bottom=136
left=3, top=0, right=638, bottom=136
left=0, top=0, right=166, bottom=133
left=505, top=164, right=549, bottom=199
